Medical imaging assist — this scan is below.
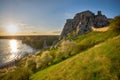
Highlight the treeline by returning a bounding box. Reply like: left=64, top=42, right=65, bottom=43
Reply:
left=22, top=35, right=59, bottom=49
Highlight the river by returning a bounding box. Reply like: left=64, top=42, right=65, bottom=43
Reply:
left=0, top=39, right=35, bottom=66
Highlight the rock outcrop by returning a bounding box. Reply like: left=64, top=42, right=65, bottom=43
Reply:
left=60, top=10, right=109, bottom=39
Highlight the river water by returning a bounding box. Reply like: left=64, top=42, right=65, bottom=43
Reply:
left=0, top=39, right=35, bottom=65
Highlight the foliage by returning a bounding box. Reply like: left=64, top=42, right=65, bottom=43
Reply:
left=67, top=30, right=76, bottom=39
left=31, top=35, right=120, bottom=80
left=26, top=30, right=120, bottom=71
left=35, top=51, right=53, bottom=69
left=109, top=16, right=120, bottom=31
left=2, top=28, right=120, bottom=80
left=2, top=67, right=32, bottom=80
left=75, top=31, right=120, bottom=50
left=25, top=56, right=36, bottom=70
left=60, top=40, right=77, bottom=55
left=35, top=56, right=43, bottom=69
left=0, top=69, right=8, bottom=79
left=54, top=40, right=78, bottom=62
left=22, top=36, right=59, bottom=49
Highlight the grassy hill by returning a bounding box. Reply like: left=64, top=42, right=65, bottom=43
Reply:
left=1, top=16, right=120, bottom=80
left=31, top=32, right=120, bottom=80
left=1, top=30, right=119, bottom=80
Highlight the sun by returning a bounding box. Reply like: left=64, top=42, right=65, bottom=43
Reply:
left=7, top=24, right=18, bottom=34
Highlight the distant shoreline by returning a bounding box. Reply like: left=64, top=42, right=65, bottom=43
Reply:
left=0, top=35, right=59, bottom=39
left=0, top=34, right=59, bottom=36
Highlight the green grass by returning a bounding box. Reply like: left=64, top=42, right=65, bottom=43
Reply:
left=31, top=35, right=120, bottom=80
left=59, top=31, right=120, bottom=56
left=1, top=31, right=119, bottom=80
left=75, top=31, right=120, bottom=49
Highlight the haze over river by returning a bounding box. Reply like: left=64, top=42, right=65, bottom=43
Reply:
left=0, top=39, right=35, bottom=66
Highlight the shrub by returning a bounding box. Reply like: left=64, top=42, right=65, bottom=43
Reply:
left=54, top=40, right=78, bottom=62
left=2, top=67, right=32, bottom=80
left=70, top=44, right=81, bottom=55
left=35, top=51, right=53, bottom=69
left=0, top=69, right=8, bottom=79
left=25, top=57, right=36, bottom=70
left=35, top=56, right=43, bottom=69
left=109, top=16, right=120, bottom=31
left=40, top=51, right=53, bottom=65
left=60, top=40, right=77, bottom=56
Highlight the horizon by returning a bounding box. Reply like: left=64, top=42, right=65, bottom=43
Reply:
left=0, top=0, right=120, bottom=35
left=0, top=33, right=60, bottom=36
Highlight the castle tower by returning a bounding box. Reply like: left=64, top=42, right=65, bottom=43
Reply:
left=98, top=11, right=102, bottom=16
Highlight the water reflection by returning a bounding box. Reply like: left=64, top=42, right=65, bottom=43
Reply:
left=9, top=39, right=19, bottom=60
left=0, top=39, right=35, bottom=65
left=10, top=39, right=18, bottom=53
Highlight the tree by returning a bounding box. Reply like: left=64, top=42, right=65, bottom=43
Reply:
left=54, top=40, right=77, bottom=62
left=25, top=57, right=36, bottom=70
left=109, top=16, right=120, bottom=31
left=35, top=51, right=53, bottom=69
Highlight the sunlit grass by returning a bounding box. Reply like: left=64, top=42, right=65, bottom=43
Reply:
left=31, top=35, right=120, bottom=80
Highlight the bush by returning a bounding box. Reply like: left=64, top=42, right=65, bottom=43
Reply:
left=54, top=40, right=78, bottom=62
left=60, top=40, right=77, bottom=56
left=25, top=56, right=36, bottom=70
left=0, top=69, right=8, bottom=79
left=2, top=67, right=32, bottom=80
left=35, top=51, right=53, bottom=69
left=40, top=51, right=53, bottom=65
left=35, top=56, right=43, bottom=69
left=109, top=16, right=120, bottom=31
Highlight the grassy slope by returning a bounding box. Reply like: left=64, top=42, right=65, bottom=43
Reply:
left=31, top=32, right=120, bottom=80
left=72, top=31, right=120, bottom=53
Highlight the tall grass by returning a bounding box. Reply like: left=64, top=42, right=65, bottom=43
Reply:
left=31, top=36, right=120, bottom=80
left=1, top=67, right=32, bottom=80
left=26, top=31, right=120, bottom=72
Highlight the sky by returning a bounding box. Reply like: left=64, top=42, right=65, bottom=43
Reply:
left=0, top=0, right=120, bottom=35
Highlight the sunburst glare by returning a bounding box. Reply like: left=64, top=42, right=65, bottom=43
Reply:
left=7, top=24, right=18, bottom=34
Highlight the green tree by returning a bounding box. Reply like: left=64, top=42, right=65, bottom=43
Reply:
left=110, top=16, right=120, bottom=31
left=35, top=51, right=53, bottom=69
left=25, top=57, right=36, bottom=70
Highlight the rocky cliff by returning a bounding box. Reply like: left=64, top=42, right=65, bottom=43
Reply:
left=60, top=10, right=109, bottom=39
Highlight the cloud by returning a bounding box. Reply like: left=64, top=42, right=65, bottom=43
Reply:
left=18, top=23, right=39, bottom=33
